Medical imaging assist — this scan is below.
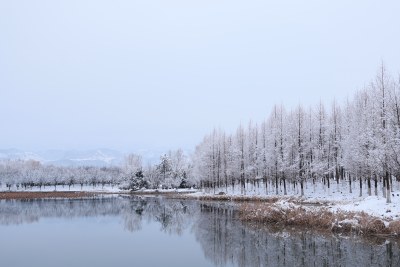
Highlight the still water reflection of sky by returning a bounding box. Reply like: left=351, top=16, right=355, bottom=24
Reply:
left=0, top=196, right=399, bottom=267
left=0, top=197, right=217, bottom=267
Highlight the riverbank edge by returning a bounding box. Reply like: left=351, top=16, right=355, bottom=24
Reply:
left=2, top=190, right=400, bottom=238
left=0, top=191, right=124, bottom=200
left=166, top=193, right=400, bottom=238
left=238, top=201, right=400, bottom=238
left=0, top=189, right=198, bottom=200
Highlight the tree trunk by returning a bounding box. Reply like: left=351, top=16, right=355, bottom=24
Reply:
left=327, top=173, right=330, bottom=189
left=386, top=171, right=391, bottom=203
left=300, top=179, right=304, bottom=196
left=383, top=177, right=386, bottom=198
left=283, top=173, right=287, bottom=195
left=349, top=173, right=352, bottom=194
left=367, top=177, right=371, bottom=196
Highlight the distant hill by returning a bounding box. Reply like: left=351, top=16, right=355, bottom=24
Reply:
left=0, top=149, right=123, bottom=167
left=0, top=148, right=191, bottom=167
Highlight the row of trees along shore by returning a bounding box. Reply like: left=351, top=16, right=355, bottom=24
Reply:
left=193, top=65, right=400, bottom=203
left=0, top=149, right=192, bottom=191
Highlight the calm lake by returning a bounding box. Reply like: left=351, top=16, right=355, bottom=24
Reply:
left=0, top=196, right=399, bottom=267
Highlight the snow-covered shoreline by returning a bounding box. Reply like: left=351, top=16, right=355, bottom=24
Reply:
left=2, top=182, right=399, bottom=222
left=161, top=182, right=400, bottom=237
left=178, top=179, right=400, bottom=221
left=183, top=191, right=396, bottom=218
left=0, top=185, right=198, bottom=196
left=2, top=182, right=400, bottom=236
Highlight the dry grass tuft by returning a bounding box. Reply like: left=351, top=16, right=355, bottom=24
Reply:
left=388, top=221, right=400, bottom=235
left=239, top=203, right=398, bottom=237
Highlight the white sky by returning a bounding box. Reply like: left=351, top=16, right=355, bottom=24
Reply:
left=1, top=0, right=400, bottom=152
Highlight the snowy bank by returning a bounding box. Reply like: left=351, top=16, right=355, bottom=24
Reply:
left=0, top=184, right=198, bottom=197
left=0, top=184, right=125, bottom=193
left=182, top=180, right=400, bottom=221
left=239, top=200, right=400, bottom=237
left=176, top=182, right=400, bottom=236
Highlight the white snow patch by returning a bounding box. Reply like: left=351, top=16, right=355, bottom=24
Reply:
left=188, top=180, right=400, bottom=222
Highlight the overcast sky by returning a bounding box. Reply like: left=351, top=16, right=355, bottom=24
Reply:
left=1, top=0, right=400, bottom=152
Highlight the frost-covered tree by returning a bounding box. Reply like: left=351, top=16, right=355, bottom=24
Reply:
left=191, top=64, right=400, bottom=201
left=122, top=154, right=145, bottom=190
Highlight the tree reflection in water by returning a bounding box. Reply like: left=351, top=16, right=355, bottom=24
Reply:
left=0, top=196, right=399, bottom=267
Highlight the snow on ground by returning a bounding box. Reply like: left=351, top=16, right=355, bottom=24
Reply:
left=0, top=184, right=127, bottom=193
left=0, top=184, right=198, bottom=194
left=190, top=180, right=400, bottom=221
left=332, top=195, right=400, bottom=221
left=2, top=179, right=400, bottom=222
left=138, top=188, right=198, bottom=194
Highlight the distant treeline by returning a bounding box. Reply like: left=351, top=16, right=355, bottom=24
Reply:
left=0, top=149, right=193, bottom=191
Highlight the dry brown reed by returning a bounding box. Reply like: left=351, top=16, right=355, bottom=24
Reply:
left=239, top=202, right=398, bottom=237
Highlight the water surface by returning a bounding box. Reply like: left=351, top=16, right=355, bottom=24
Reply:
left=0, top=196, right=399, bottom=267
